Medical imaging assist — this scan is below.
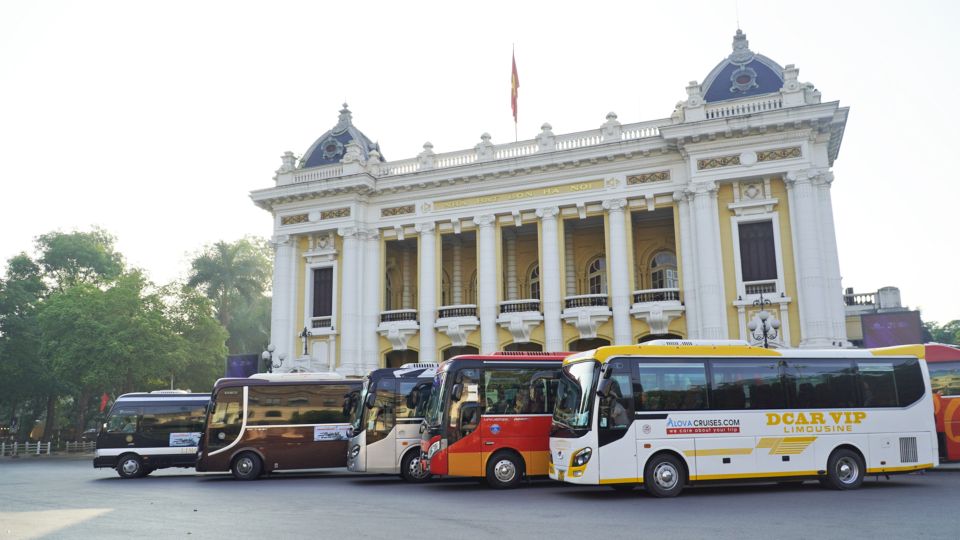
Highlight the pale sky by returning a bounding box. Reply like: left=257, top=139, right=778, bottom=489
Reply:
left=1, top=1, right=957, bottom=324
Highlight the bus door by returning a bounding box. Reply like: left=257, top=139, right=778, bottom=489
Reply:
left=100, top=405, right=141, bottom=450
left=206, top=387, right=244, bottom=456
left=447, top=368, right=482, bottom=477
left=395, top=380, right=429, bottom=459
left=366, top=379, right=397, bottom=470
left=596, top=360, right=637, bottom=482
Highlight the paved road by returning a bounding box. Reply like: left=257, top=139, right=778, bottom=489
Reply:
left=1, top=457, right=958, bottom=539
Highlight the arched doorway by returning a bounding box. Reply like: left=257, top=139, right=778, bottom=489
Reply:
left=442, top=345, right=479, bottom=361
left=568, top=337, right=611, bottom=352
left=639, top=333, right=683, bottom=343
left=385, top=349, right=419, bottom=368
left=503, top=342, right=543, bottom=352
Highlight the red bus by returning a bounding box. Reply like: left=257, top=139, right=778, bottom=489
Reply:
left=420, top=352, right=571, bottom=488
left=928, top=343, right=960, bottom=461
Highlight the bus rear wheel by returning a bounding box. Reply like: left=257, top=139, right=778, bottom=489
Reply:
left=231, top=452, right=263, bottom=481
left=486, top=451, right=524, bottom=489
left=644, top=454, right=685, bottom=498
left=116, top=454, right=144, bottom=479
left=822, top=448, right=864, bottom=490
left=400, top=450, right=431, bottom=483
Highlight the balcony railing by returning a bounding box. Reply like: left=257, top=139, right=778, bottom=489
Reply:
left=705, top=95, right=783, bottom=120
left=311, top=316, right=333, bottom=330
left=744, top=280, right=777, bottom=295
left=438, top=304, right=478, bottom=319
left=499, top=299, right=541, bottom=314
left=632, top=288, right=681, bottom=303
left=379, top=309, right=418, bottom=323
left=844, top=293, right=876, bottom=306
left=564, top=294, right=609, bottom=309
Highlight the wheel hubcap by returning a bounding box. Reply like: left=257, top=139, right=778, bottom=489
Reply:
left=654, top=463, right=678, bottom=490
left=408, top=457, right=428, bottom=479
left=121, top=459, right=139, bottom=475
left=494, top=459, right=517, bottom=483
left=237, top=458, right=253, bottom=475
left=837, top=457, right=858, bottom=484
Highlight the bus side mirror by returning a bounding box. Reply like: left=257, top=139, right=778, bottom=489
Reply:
left=451, top=383, right=463, bottom=402
left=365, top=391, right=377, bottom=409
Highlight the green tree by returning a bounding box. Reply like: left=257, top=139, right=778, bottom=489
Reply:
left=187, top=237, right=271, bottom=354
left=924, top=320, right=960, bottom=345
left=35, top=228, right=123, bottom=289
left=159, top=284, right=229, bottom=392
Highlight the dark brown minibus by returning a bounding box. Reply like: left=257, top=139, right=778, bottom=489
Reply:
left=195, top=372, right=361, bottom=480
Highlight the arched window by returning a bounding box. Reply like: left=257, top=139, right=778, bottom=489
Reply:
left=442, top=345, right=479, bottom=361
left=385, top=349, right=419, bottom=368
left=504, top=342, right=543, bottom=352
left=568, top=337, right=610, bottom=352
left=587, top=256, right=607, bottom=295
left=467, top=271, right=478, bottom=305
left=529, top=263, right=540, bottom=300
left=650, top=251, right=678, bottom=290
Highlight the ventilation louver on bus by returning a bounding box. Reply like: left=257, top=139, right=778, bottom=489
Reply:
left=899, top=437, right=918, bottom=463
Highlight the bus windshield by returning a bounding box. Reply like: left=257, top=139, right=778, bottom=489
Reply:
left=423, top=371, right=447, bottom=428
left=554, top=361, right=599, bottom=429
left=350, top=380, right=369, bottom=433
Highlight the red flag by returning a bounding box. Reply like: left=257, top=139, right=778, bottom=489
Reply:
left=511, top=50, right=520, bottom=123
left=99, top=393, right=110, bottom=412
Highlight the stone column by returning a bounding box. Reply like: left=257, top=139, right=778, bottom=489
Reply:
left=401, top=246, right=413, bottom=309
left=604, top=199, right=632, bottom=345
left=537, top=207, right=563, bottom=351
left=337, top=227, right=362, bottom=374
left=786, top=170, right=830, bottom=347
left=564, top=227, right=577, bottom=296
left=452, top=237, right=463, bottom=305
left=475, top=215, right=498, bottom=353
left=690, top=183, right=726, bottom=339
left=361, top=228, right=381, bottom=371
left=269, top=235, right=296, bottom=365
left=814, top=171, right=848, bottom=346
left=505, top=229, right=518, bottom=301
left=673, top=191, right=700, bottom=338
left=416, top=222, right=437, bottom=363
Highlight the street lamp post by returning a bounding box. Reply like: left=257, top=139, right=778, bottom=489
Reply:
left=747, top=292, right=781, bottom=348
left=261, top=344, right=284, bottom=373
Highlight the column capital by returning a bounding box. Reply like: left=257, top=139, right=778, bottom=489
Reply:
left=672, top=190, right=691, bottom=203
left=415, top=221, right=436, bottom=234
left=690, top=182, right=718, bottom=197
left=337, top=226, right=361, bottom=239
left=271, top=234, right=292, bottom=248
left=535, top=206, right=560, bottom=220
left=358, top=227, right=380, bottom=241
left=785, top=168, right=828, bottom=188
left=473, top=214, right=496, bottom=228
left=602, top=198, right=628, bottom=212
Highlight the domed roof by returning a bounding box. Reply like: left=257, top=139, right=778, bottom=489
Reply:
left=300, top=104, right=383, bottom=168
left=701, top=30, right=784, bottom=103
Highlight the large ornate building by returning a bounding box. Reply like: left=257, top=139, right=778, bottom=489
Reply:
left=252, top=30, right=850, bottom=375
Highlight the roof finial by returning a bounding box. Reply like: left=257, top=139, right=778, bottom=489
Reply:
left=335, top=103, right=353, bottom=133
left=729, top=29, right=754, bottom=64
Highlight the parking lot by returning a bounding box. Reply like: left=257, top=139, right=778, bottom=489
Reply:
left=1, top=457, right=958, bottom=539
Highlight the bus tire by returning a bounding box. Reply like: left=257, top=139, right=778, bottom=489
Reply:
left=644, top=453, right=685, bottom=498
left=231, top=452, right=263, bottom=481
left=116, top=454, right=144, bottom=479
left=486, top=451, right=524, bottom=489
left=823, top=448, right=864, bottom=490
left=400, top=450, right=431, bottom=483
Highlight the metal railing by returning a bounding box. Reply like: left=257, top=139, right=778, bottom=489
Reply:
left=499, top=299, right=541, bottom=314
left=311, top=316, right=333, bottom=329
left=564, top=294, right=609, bottom=309
left=0, top=441, right=53, bottom=457
left=744, top=281, right=777, bottom=295
left=437, top=305, right=478, bottom=319
left=379, top=309, right=418, bottom=323
left=632, top=288, right=681, bottom=303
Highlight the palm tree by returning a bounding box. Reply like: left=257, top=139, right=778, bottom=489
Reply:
left=187, top=239, right=270, bottom=329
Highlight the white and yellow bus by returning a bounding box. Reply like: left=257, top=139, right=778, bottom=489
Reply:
left=549, top=341, right=937, bottom=497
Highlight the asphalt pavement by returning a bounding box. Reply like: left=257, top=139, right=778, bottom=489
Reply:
left=1, top=456, right=958, bottom=539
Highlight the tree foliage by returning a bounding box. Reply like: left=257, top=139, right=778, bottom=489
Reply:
left=923, top=320, right=960, bottom=345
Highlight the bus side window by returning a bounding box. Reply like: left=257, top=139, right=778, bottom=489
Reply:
left=599, top=363, right=633, bottom=429
left=106, top=409, right=139, bottom=433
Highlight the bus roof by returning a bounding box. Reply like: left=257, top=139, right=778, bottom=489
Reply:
left=365, top=364, right=438, bottom=382
left=115, top=392, right=209, bottom=402
left=212, top=375, right=362, bottom=391
left=563, top=342, right=927, bottom=365
left=926, top=343, right=960, bottom=362
left=441, top=352, right=572, bottom=366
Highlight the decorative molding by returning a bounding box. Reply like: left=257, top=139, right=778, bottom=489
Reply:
left=757, top=146, right=801, bottom=163
left=381, top=204, right=415, bottom=217
left=281, top=213, right=309, bottom=225
left=697, top=154, right=741, bottom=170
left=699, top=146, right=801, bottom=171
left=321, top=207, right=351, bottom=220
left=602, top=199, right=628, bottom=212
left=433, top=179, right=604, bottom=212
left=497, top=311, right=544, bottom=343
left=627, top=170, right=671, bottom=184
left=473, top=214, right=496, bottom=228
left=535, top=206, right=560, bottom=220
left=415, top=221, right=436, bottom=234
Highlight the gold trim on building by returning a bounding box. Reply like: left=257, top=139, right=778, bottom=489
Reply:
left=432, top=180, right=605, bottom=211
left=381, top=204, right=416, bottom=217
left=697, top=154, right=741, bottom=170
left=627, top=170, right=671, bottom=184
left=280, top=213, right=309, bottom=225
left=321, top=207, right=351, bottom=220
left=757, top=146, right=802, bottom=162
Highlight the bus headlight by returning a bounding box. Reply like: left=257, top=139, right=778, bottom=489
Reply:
left=427, top=441, right=441, bottom=459
left=572, top=447, right=592, bottom=467
left=350, top=445, right=361, bottom=459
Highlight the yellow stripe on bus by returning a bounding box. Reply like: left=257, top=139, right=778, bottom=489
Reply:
left=692, top=470, right=819, bottom=481
left=866, top=463, right=934, bottom=474
left=600, top=477, right=644, bottom=485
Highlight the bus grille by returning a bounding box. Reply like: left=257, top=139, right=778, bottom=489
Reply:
left=899, top=437, right=918, bottom=463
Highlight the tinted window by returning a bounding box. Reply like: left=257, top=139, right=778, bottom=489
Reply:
left=710, top=359, right=786, bottom=410
left=366, top=379, right=396, bottom=443
left=857, top=362, right=898, bottom=407
left=929, top=361, right=960, bottom=396
left=894, top=358, right=924, bottom=407
left=398, top=380, right=431, bottom=419
left=634, top=362, right=708, bottom=411
left=105, top=407, right=139, bottom=433
left=141, top=404, right=206, bottom=440
left=598, top=361, right=633, bottom=430
left=739, top=221, right=777, bottom=281
left=483, top=368, right=551, bottom=415
left=784, top=360, right=857, bottom=408
left=248, top=384, right=352, bottom=426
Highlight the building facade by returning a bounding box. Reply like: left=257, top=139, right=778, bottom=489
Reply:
left=252, top=30, right=850, bottom=375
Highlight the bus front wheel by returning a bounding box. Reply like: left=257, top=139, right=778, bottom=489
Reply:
left=116, top=454, right=144, bottom=479
left=822, top=448, right=864, bottom=490
left=231, top=452, right=263, bottom=481
left=400, top=450, right=431, bottom=483
left=644, top=454, right=685, bottom=498
left=486, top=451, right=524, bottom=489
